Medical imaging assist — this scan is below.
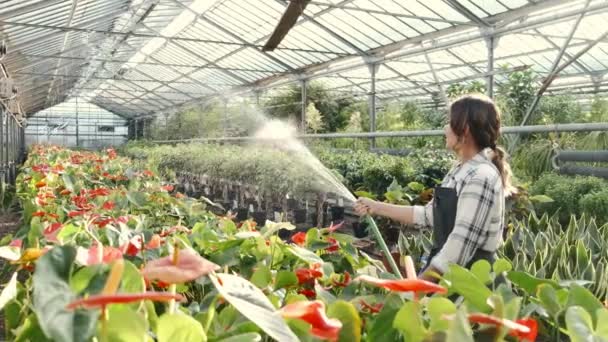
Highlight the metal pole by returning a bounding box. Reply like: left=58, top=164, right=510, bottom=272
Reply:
left=486, top=35, right=495, bottom=98
left=301, top=79, right=308, bottom=132
left=75, top=97, right=80, bottom=147
left=368, top=63, right=379, bottom=148
left=153, top=122, right=608, bottom=143
left=223, top=99, right=228, bottom=137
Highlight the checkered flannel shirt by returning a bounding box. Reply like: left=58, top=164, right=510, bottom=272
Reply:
left=412, top=148, right=505, bottom=273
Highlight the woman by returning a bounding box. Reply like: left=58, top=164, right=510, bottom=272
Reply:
left=354, top=94, right=514, bottom=281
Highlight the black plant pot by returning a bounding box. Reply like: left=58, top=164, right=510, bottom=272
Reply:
left=330, top=206, right=345, bottom=221
left=293, top=209, right=307, bottom=224
left=278, top=228, right=292, bottom=240
left=353, top=221, right=368, bottom=238
left=310, top=213, right=328, bottom=228
left=228, top=190, right=237, bottom=201
left=252, top=211, right=267, bottom=227
left=236, top=208, right=249, bottom=222
left=221, top=201, right=233, bottom=212
left=385, top=227, right=400, bottom=244
left=287, top=198, right=298, bottom=210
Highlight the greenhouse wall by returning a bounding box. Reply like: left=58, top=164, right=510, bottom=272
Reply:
left=24, top=98, right=128, bottom=149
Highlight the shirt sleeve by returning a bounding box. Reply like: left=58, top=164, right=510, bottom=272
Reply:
left=412, top=201, right=433, bottom=228
left=430, top=172, right=497, bottom=273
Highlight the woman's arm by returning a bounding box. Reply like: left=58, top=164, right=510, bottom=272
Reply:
left=354, top=198, right=433, bottom=227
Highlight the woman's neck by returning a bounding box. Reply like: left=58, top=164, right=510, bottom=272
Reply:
left=457, top=145, right=481, bottom=162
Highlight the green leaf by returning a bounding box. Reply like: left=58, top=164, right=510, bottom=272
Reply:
left=327, top=300, right=361, bottom=342
left=57, top=224, right=80, bottom=243
left=493, top=258, right=512, bottom=275
left=529, top=195, right=554, bottom=203
left=393, top=301, right=426, bottom=342
left=566, top=306, right=595, bottom=342
left=354, top=191, right=376, bottom=200
left=507, top=271, right=559, bottom=294
left=274, top=271, right=298, bottom=290
left=217, top=333, right=262, bottom=342
left=407, top=182, right=425, bottom=193
left=471, top=260, right=492, bottom=285
left=69, top=264, right=103, bottom=294
left=368, top=304, right=400, bottom=342
left=209, top=273, right=299, bottom=342
left=567, top=284, right=603, bottom=325
left=157, top=313, right=205, bottom=342
left=445, top=264, right=492, bottom=312
left=105, top=306, right=148, bottom=342
left=127, top=191, right=148, bottom=207
left=287, top=245, right=323, bottom=264
left=538, top=284, right=563, bottom=318
left=14, top=314, right=53, bottom=342
left=121, top=260, right=145, bottom=294
left=62, top=173, right=78, bottom=193
left=427, top=297, right=457, bottom=333
left=33, top=246, right=99, bottom=342
left=596, top=308, right=608, bottom=338
left=28, top=217, right=43, bottom=245
left=446, top=310, right=474, bottom=342
left=250, top=265, right=272, bottom=289
left=0, top=272, right=18, bottom=311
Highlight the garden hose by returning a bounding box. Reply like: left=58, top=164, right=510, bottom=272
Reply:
left=364, top=215, right=403, bottom=278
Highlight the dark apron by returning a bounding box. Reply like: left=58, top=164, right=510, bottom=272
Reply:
left=420, top=186, right=496, bottom=274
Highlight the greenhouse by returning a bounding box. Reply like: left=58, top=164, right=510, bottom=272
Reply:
left=1, top=0, right=608, bottom=341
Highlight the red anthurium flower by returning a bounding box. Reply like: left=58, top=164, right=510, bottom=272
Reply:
left=51, top=164, right=64, bottom=174
left=83, top=244, right=123, bottom=266
left=60, top=189, right=71, bottom=196
left=356, top=275, right=447, bottom=295
left=93, top=217, right=113, bottom=228
left=68, top=210, right=88, bottom=218
left=115, top=216, right=129, bottom=224
left=35, top=180, right=47, bottom=188
left=46, top=213, right=59, bottom=220
left=359, top=300, right=383, bottom=314
left=508, top=318, right=538, bottom=341
left=298, top=289, right=317, bottom=299
left=159, top=225, right=190, bottom=237
left=102, top=201, right=115, bottom=210
left=121, top=236, right=142, bottom=256
left=291, top=232, right=306, bottom=246
left=296, top=267, right=323, bottom=284
left=72, top=195, right=94, bottom=210
left=89, top=188, right=110, bottom=198
left=141, top=249, right=220, bottom=284
left=32, top=164, right=49, bottom=174
left=175, top=192, right=185, bottom=199
left=331, top=271, right=351, bottom=287
left=325, top=237, right=339, bottom=253
left=145, top=234, right=162, bottom=250
left=43, top=222, right=63, bottom=242
left=161, top=185, right=174, bottom=192
left=9, top=239, right=22, bottom=248
left=280, top=300, right=342, bottom=341
left=32, top=211, right=45, bottom=217
left=468, top=314, right=536, bottom=341
left=143, top=170, right=154, bottom=177
left=67, top=292, right=183, bottom=310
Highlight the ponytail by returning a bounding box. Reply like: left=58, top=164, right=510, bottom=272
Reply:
left=490, top=146, right=516, bottom=196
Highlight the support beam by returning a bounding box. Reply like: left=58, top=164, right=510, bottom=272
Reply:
left=367, top=62, right=379, bottom=149
left=422, top=46, right=448, bottom=109
left=485, top=35, right=496, bottom=98
left=444, top=0, right=490, bottom=27
left=301, top=79, right=308, bottom=131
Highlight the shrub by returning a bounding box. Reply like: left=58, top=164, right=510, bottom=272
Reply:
left=579, top=189, right=608, bottom=224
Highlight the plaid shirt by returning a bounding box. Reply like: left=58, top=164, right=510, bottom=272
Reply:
left=413, top=148, right=505, bottom=273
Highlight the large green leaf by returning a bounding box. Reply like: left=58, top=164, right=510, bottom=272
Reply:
left=567, top=284, right=603, bottom=325
left=368, top=305, right=400, bottom=342
left=565, top=306, right=601, bottom=342
left=33, top=246, right=99, bottom=342
left=537, top=284, right=563, bottom=318
left=127, top=191, right=148, bottom=207
left=327, top=300, right=361, bottom=342
left=250, top=265, right=272, bottom=289
left=157, top=313, right=205, bottom=342
left=507, top=271, right=559, bottom=294
left=14, top=314, right=53, bottom=342
left=287, top=245, right=323, bottom=264
left=470, top=260, right=492, bottom=285
left=446, top=310, right=474, bottom=342
left=0, top=272, right=18, bottom=311
left=274, top=271, right=298, bottom=290
left=209, top=273, right=299, bottom=342
left=393, top=301, right=426, bottom=342
left=427, top=297, right=457, bottom=333
left=62, top=173, right=78, bottom=193
left=217, top=333, right=262, bottom=342
left=445, top=265, right=492, bottom=312
left=105, top=306, right=148, bottom=342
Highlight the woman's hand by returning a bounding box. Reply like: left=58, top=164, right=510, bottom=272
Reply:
left=354, top=197, right=377, bottom=216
